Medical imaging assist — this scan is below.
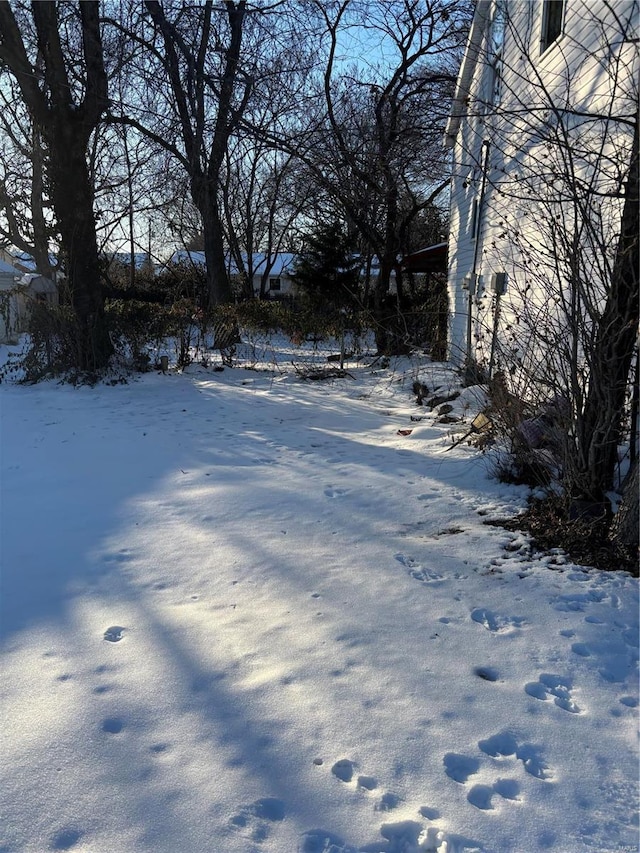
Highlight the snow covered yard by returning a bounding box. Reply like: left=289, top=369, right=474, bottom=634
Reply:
left=1, top=343, right=637, bottom=853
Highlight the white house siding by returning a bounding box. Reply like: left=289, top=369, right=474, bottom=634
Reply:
left=446, top=0, right=638, bottom=385
left=0, top=263, right=25, bottom=344
left=445, top=0, right=491, bottom=364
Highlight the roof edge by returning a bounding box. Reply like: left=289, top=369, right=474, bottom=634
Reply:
left=444, top=0, right=492, bottom=149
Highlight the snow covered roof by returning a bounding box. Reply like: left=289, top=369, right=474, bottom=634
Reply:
left=168, top=250, right=206, bottom=268
left=252, top=253, right=296, bottom=277
left=168, top=250, right=297, bottom=277
left=0, top=258, right=21, bottom=277
left=105, top=252, right=153, bottom=269
left=9, top=251, right=58, bottom=273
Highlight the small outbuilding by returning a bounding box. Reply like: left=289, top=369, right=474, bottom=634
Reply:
left=401, top=242, right=448, bottom=275
left=0, top=265, right=58, bottom=344
left=19, top=273, right=58, bottom=305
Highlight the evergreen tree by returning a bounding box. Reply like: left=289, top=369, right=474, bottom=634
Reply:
left=293, top=222, right=360, bottom=310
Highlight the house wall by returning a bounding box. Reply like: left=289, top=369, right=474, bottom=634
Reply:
left=447, top=0, right=638, bottom=384
left=251, top=273, right=295, bottom=299
left=0, top=273, right=26, bottom=344
left=0, top=268, right=58, bottom=343
left=168, top=251, right=297, bottom=299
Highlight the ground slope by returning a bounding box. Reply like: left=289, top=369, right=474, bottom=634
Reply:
left=1, top=352, right=637, bottom=853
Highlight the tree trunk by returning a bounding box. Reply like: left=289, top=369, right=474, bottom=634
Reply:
left=373, top=255, right=410, bottom=355
left=372, top=257, right=393, bottom=353
left=192, top=175, right=233, bottom=308
left=578, top=118, right=639, bottom=499
left=204, top=1, right=245, bottom=307
left=30, top=127, right=55, bottom=279
left=144, top=0, right=246, bottom=310
left=609, top=457, right=639, bottom=553
left=202, top=205, right=233, bottom=307
left=47, top=128, right=111, bottom=370
left=0, top=1, right=111, bottom=373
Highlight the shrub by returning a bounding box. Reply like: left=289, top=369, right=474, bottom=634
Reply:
left=16, top=302, right=90, bottom=384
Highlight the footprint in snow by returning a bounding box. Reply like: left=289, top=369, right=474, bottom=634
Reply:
left=50, top=828, right=83, bottom=850
left=331, top=761, right=392, bottom=802
left=409, top=567, right=445, bottom=583
left=229, top=797, right=285, bottom=843
left=324, top=486, right=348, bottom=498
left=248, top=797, right=285, bottom=821
left=103, top=626, right=125, bottom=643
left=445, top=734, right=549, bottom=812
left=299, top=829, right=355, bottom=853
left=525, top=673, right=581, bottom=713
left=419, top=805, right=440, bottom=820
left=467, top=778, right=521, bottom=810
left=102, top=549, right=134, bottom=564
left=101, top=717, right=124, bottom=734
left=443, top=753, right=480, bottom=783
left=571, top=642, right=591, bottom=657
left=478, top=731, right=552, bottom=780
left=395, top=553, right=444, bottom=583
left=395, top=553, right=420, bottom=568
left=331, top=758, right=354, bottom=782
left=374, top=792, right=401, bottom=812
left=493, top=778, right=521, bottom=800
left=378, top=820, right=431, bottom=850
left=553, top=586, right=613, bottom=612
left=471, top=608, right=526, bottom=633
left=474, top=666, right=500, bottom=682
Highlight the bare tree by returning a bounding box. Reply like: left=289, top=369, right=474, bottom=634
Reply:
left=0, top=80, right=56, bottom=278
left=108, top=1, right=254, bottom=307
left=276, top=0, right=470, bottom=352
left=222, top=134, right=312, bottom=300
left=0, top=1, right=111, bottom=370
left=580, top=117, right=638, bottom=499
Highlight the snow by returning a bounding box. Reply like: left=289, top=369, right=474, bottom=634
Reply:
left=0, top=258, right=21, bottom=279
left=1, top=338, right=638, bottom=853
left=167, top=250, right=296, bottom=276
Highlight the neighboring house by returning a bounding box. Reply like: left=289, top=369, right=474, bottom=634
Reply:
left=103, top=251, right=156, bottom=274
left=167, top=250, right=297, bottom=299
left=18, top=273, right=58, bottom=305
left=444, top=0, right=638, bottom=377
left=0, top=259, right=22, bottom=343
left=1, top=249, right=60, bottom=283
left=167, top=249, right=401, bottom=300
left=402, top=243, right=448, bottom=278
left=250, top=252, right=297, bottom=298
left=0, top=263, right=58, bottom=343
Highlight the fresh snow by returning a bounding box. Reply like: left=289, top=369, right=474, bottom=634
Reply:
left=1, top=339, right=638, bottom=853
